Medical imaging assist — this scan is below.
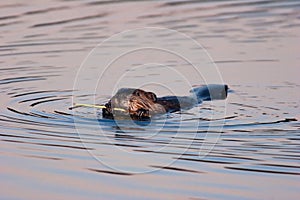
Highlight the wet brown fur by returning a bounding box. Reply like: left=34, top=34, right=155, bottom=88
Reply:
left=102, top=88, right=171, bottom=120
left=102, top=85, right=228, bottom=120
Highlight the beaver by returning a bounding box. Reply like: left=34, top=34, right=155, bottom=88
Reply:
left=102, top=84, right=228, bottom=120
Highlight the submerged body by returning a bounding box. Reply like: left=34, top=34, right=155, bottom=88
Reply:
left=102, top=84, right=228, bottom=120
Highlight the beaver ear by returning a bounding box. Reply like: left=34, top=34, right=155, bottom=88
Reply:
left=133, top=89, right=141, bottom=97
left=147, top=92, right=157, bottom=102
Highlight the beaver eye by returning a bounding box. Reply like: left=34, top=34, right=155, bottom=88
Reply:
left=134, top=90, right=140, bottom=96
left=147, top=92, right=157, bottom=102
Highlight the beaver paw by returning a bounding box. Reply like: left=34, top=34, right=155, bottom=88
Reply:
left=130, top=108, right=150, bottom=121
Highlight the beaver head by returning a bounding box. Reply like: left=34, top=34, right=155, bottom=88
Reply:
left=102, top=88, right=166, bottom=120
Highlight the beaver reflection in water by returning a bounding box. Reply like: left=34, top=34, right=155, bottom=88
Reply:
left=102, top=84, right=228, bottom=120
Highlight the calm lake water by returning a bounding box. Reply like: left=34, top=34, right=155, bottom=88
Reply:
left=1, top=0, right=300, bottom=199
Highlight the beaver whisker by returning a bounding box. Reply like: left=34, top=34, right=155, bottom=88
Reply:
left=130, top=97, right=151, bottom=110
